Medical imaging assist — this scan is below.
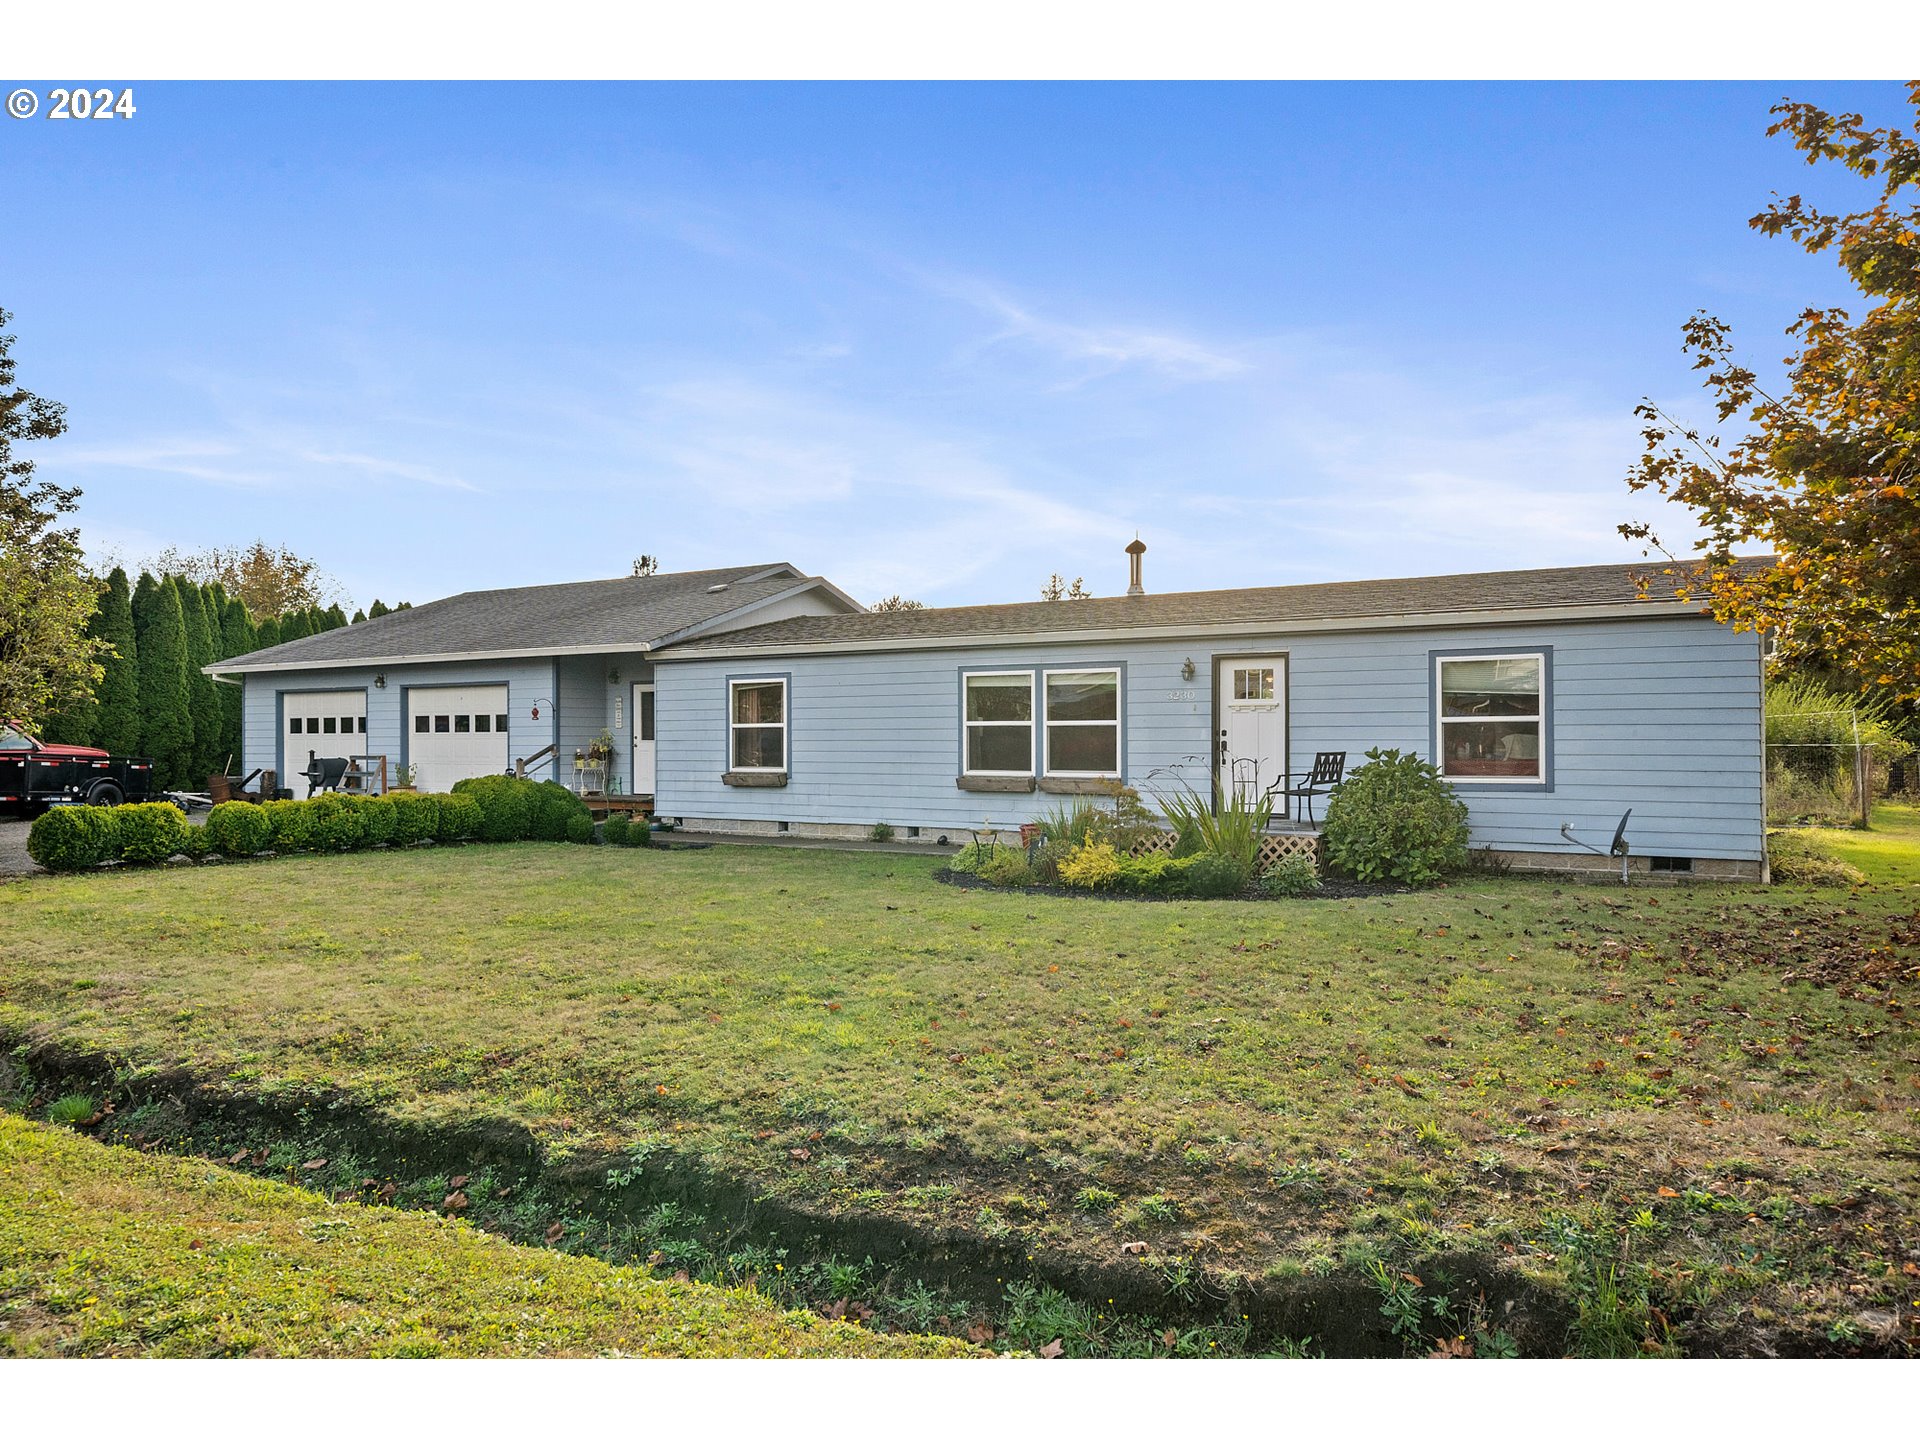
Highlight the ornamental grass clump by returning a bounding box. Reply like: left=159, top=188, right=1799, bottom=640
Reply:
left=1320, top=747, right=1469, bottom=886
left=1153, top=779, right=1272, bottom=869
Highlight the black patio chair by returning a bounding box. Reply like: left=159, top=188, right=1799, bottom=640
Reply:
left=1281, top=751, right=1346, bottom=826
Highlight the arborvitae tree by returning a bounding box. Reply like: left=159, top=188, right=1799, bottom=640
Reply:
left=90, top=567, right=140, bottom=755
left=351, top=608, right=365, bottom=624
left=179, top=577, right=222, bottom=778
left=218, top=594, right=254, bottom=767
left=253, top=614, right=281, bottom=652
left=367, top=599, right=389, bottom=619
left=133, top=572, right=192, bottom=785
left=278, top=609, right=312, bottom=645
left=324, top=602, right=347, bottom=630
left=396, top=601, right=412, bottom=611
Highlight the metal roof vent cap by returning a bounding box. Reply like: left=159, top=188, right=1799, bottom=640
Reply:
left=1126, top=535, right=1147, bottom=596
left=705, top=582, right=730, bottom=594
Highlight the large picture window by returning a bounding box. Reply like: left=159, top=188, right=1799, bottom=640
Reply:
left=1436, top=653, right=1545, bottom=781
left=963, top=671, right=1034, bottom=775
left=1043, top=669, right=1120, bottom=776
left=729, top=677, right=787, bottom=771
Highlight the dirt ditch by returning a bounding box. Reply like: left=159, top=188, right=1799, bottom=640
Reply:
left=6, top=1032, right=1586, bottom=1358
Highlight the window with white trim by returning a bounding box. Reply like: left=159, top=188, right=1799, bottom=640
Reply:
left=963, top=671, right=1034, bottom=775
left=1043, top=668, right=1120, bottom=776
left=1435, top=652, right=1545, bottom=781
left=729, top=678, right=787, bottom=771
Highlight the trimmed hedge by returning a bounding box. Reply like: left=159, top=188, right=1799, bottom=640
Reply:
left=206, top=801, right=272, bottom=858
left=25, top=807, right=120, bottom=873
left=446, top=774, right=591, bottom=844
left=115, top=803, right=191, bottom=866
left=33, top=779, right=614, bottom=876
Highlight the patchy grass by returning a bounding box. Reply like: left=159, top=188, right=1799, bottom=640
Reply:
left=2, top=836, right=1917, bottom=1354
left=0, top=1114, right=967, bottom=1357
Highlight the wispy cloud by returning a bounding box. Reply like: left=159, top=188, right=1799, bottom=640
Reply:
left=296, top=450, right=476, bottom=492
left=922, top=272, right=1249, bottom=383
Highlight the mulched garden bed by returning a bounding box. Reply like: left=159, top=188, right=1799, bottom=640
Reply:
left=934, top=866, right=1407, bottom=901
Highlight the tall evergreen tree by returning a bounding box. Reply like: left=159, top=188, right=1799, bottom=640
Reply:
left=218, top=594, right=254, bottom=769
left=278, top=609, right=311, bottom=645
left=90, top=567, right=140, bottom=755
left=367, top=599, right=389, bottom=619
left=133, top=572, right=193, bottom=787
left=178, top=576, right=222, bottom=778
left=323, top=602, right=347, bottom=630
left=351, top=608, right=365, bottom=624
left=253, top=614, right=281, bottom=652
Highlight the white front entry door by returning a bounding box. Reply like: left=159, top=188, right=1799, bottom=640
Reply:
left=281, top=690, right=366, bottom=795
left=1218, top=656, right=1288, bottom=811
left=407, top=685, right=510, bottom=794
left=630, top=683, right=655, bottom=795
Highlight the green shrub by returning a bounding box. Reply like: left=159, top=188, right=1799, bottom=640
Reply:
left=304, top=793, right=368, bottom=853
left=1261, top=854, right=1322, bottom=897
left=977, top=849, right=1036, bottom=887
left=1768, top=832, right=1867, bottom=887
left=261, top=799, right=313, bottom=853
left=946, top=842, right=989, bottom=874
left=388, top=791, right=440, bottom=846
left=114, top=802, right=191, bottom=865
left=1321, top=747, right=1470, bottom=886
left=528, top=780, right=589, bottom=842
left=1058, top=841, right=1121, bottom=890
left=1113, top=852, right=1187, bottom=895
left=355, top=795, right=399, bottom=847
left=180, top=823, right=212, bottom=859
left=624, top=816, right=652, bottom=847
left=603, top=813, right=632, bottom=846
left=1169, top=826, right=1204, bottom=859
left=26, top=806, right=119, bottom=872
left=869, top=821, right=896, bottom=843
left=205, top=801, right=272, bottom=858
left=435, top=792, right=482, bottom=843
left=452, top=774, right=534, bottom=842
left=567, top=812, right=595, bottom=844
left=1184, top=852, right=1252, bottom=898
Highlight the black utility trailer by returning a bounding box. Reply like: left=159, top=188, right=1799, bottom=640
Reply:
left=0, top=731, right=157, bottom=817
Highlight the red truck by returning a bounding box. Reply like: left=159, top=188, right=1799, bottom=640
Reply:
left=0, top=730, right=157, bottom=816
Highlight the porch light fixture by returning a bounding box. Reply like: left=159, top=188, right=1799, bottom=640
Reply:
left=374, top=673, right=387, bottom=689
left=1180, top=657, right=1196, bottom=681
left=608, top=667, right=620, bottom=685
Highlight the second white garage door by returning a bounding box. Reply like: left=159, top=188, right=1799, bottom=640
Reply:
left=408, top=685, right=510, bottom=794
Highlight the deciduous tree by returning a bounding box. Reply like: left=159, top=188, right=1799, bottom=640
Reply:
left=0, top=307, right=104, bottom=734
left=1623, top=85, right=1920, bottom=699
left=151, top=540, right=340, bottom=620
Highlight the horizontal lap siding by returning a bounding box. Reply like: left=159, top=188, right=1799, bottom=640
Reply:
left=242, top=660, right=555, bottom=789
left=652, top=613, right=1763, bottom=862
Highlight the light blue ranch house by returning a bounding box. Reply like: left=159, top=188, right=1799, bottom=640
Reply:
left=210, top=545, right=1768, bottom=882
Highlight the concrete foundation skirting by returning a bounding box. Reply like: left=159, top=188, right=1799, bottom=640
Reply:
left=1492, top=850, right=1764, bottom=884
left=671, top=817, right=998, bottom=848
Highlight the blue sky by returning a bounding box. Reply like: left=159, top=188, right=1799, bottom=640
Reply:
left=2, top=81, right=1901, bottom=611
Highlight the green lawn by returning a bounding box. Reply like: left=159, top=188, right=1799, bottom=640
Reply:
left=3, top=830, right=1917, bottom=1354
left=0, top=1114, right=966, bottom=1357
left=1788, top=802, right=1920, bottom=885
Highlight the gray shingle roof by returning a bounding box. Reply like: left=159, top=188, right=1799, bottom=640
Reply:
left=664, top=559, right=1755, bottom=656
left=219, top=564, right=831, bottom=672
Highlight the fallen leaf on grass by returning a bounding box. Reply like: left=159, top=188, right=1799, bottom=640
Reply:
left=301, top=1158, right=328, bottom=1171
left=1657, top=1186, right=1682, bottom=1198
left=442, top=1192, right=468, bottom=1212
left=449, top=1174, right=470, bottom=1189
left=1038, top=1339, right=1065, bottom=1358
left=966, top=1321, right=996, bottom=1345
left=545, top=1222, right=565, bottom=1243
left=1121, top=1241, right=1152, bottom=1255
left=789, top=1147, right=812, bottom=1162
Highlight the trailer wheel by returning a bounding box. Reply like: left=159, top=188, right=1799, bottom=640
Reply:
left=85, top=781, right=124, bottom=807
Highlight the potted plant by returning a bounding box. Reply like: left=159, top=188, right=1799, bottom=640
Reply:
left=391, top=763, right=418, bottom=793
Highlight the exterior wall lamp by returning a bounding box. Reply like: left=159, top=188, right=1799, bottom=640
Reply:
left=1180, top=657, right=1196, bottom=682
left=374, top=673, right=387, bottom=689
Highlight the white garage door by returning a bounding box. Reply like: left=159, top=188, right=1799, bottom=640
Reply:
left=408, top=685, right=510, bottom=794
left=282, top=690, right=367, bottom=796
